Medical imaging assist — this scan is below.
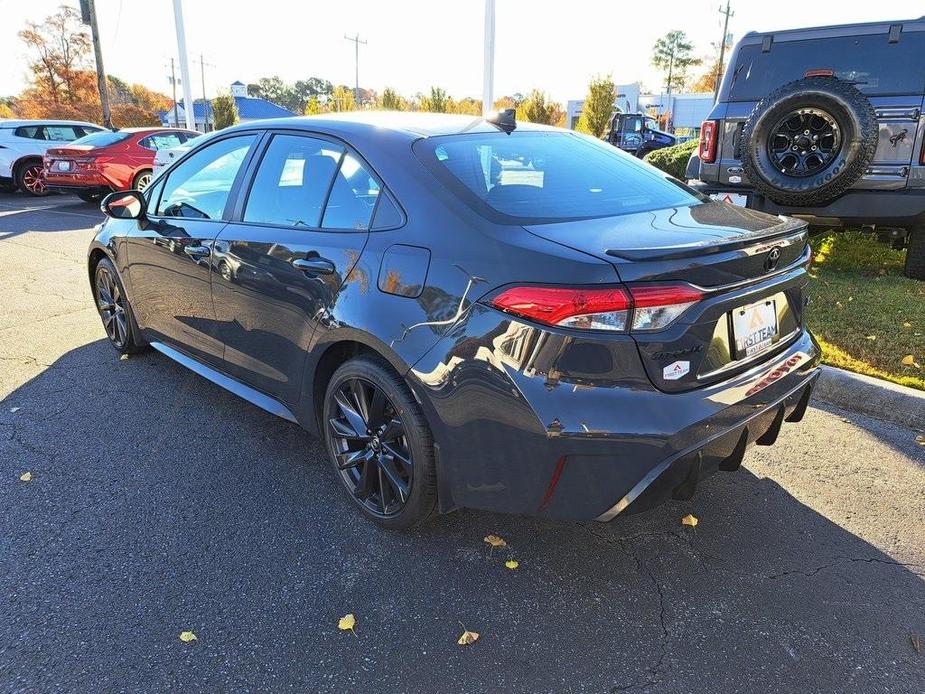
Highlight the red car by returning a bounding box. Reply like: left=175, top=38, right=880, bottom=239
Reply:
left=43, top=127, right=199, bottom=201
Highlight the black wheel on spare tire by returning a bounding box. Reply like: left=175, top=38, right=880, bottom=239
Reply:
left=741, top=77, right=877, bottom=207
left=904, top=227, right=925, bottom=281
left=322, top=355, right=437, bottom=529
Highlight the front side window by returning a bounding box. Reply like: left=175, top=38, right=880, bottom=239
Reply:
left=416, top=131, right=699, bottom=223
left=156, top=134, right=256, bottom=219
left=244, top=134, right=343, bottom=228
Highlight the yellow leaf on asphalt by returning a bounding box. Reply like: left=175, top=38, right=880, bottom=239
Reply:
left=483, top=534, right=506, bottom=548
left=119, top=354, right=129, bottom=361
left=457, top=629, right=480, bottom=646
left=505, top=560, right=519, bottom=570
left=915, top=435, right=925, bottom=446
left=681, top=513, right=699, bottom=528
left=338, top=613, right=357, bottom=635
left=912, top=633, right=921, bottom=654
left=19, top=472, right=32, bottom=483
left=179, top=630, right=197, bottom=643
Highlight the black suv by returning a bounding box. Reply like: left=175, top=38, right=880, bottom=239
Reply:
left=603, top=112, right=677, bottom=157
left=687, top=17, right=925, bottom=279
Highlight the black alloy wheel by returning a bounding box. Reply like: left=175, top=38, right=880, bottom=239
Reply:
left=323, top=356, right=436, bottom=528
left=767, top=108, right=841, bottom=177
left=93, top=257, right=144, bottom=353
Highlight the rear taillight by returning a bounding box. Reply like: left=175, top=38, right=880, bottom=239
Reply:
left=489, top=283, right=703, bottom=333
left=699, top=120, right=718, bottom=164
left=628, top=285, right=703, bottom=331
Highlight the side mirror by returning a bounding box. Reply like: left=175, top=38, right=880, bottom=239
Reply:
left=101, top=190, right=146, bottom=220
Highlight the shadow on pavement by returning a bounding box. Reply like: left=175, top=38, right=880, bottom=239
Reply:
left=1, top=340, right=923, bottom=692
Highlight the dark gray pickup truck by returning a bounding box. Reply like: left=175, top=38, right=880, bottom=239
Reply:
left=687, top=17, right=925, bottom=279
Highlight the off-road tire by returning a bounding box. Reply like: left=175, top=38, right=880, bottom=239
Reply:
left=741, top=77, right=877, bottom=207
left=323, top=355, right=437, bottom=530
left=904, top=228, right=925, bottom=281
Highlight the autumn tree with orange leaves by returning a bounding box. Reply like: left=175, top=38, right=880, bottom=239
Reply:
left=15, top=5, right=169, bottom=127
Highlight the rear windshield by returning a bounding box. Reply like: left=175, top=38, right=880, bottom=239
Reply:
left=415, top=131, right=699, bottom=224
left=70, top=131, right=131, bottom=147
left=728, top=32, right=925, bottom=101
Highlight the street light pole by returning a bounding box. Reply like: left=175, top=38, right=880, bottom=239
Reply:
left=482, top=0, right=496, bottom=115
left=172, top=0, right=196, bottom=131
left=344, top=33, right=367, bottom=108
left=84, top=0, right=112, bottom=129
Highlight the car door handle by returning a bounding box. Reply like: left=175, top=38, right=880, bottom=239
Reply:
left=292, top=257, right=335, bottom=275
left=184, top=244, right=211, bottom=258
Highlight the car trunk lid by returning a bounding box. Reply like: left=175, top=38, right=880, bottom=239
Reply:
left=523, top=200, right=811, bottom=392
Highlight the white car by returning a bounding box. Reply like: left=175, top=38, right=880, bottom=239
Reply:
left=152, top=134, right=201, bottom=180
left=0, top=119, right=105, bottom=195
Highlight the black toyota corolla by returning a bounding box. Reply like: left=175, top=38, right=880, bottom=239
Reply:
left=88, top=111, right=820, bottom=528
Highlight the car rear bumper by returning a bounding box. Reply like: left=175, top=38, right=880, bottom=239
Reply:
left=688, top=180, right=925, bottom=228
left=408, top=305, right=821, bottom=521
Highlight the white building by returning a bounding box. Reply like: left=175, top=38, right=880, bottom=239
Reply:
left=566, top=83, right=714, bottom=134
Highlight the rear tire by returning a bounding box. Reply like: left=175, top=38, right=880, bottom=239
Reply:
left=16, top=160, right=48, bottom=196
left=322, top=355, right=437, bottom=529
left=92, top=257, right=146, bottom=354
left=132, top=169, right=153, bottom=192
left=904, top=228, right=925, bottom=281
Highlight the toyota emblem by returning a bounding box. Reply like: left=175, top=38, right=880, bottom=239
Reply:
left=764, top=247, right=782, bottom=271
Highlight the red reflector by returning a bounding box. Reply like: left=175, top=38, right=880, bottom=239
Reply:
left=804, top=69, right=834, bottom=78
left=490, top=286, right=631, bottom=326
left=629, top=285, right=703, bottom=307
left=699, top=120, right=718, bottom=164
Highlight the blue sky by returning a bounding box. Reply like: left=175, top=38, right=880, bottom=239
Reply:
left=0, top=0, right=909, bottom=103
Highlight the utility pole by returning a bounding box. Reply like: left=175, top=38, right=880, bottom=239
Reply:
left=80, top=0, right=112, bottom=129
left=344, top=33, right=367, bottom=108
left=714, top=1, right=734, bottom=102
left=482, top=0, right=496, bottom=115
left=168, top=58, right=179, bottom=127
left=172, top=0, right=196, bottom=131
left=197, top=54, right=214, bottom=131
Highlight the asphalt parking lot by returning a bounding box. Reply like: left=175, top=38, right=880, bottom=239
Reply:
left=0, top=192, right=923, bottom=693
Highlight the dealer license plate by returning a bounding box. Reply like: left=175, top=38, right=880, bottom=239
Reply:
left=732, top=300, right=778, bottom=358
left=55, top=161, right=72, bottom=171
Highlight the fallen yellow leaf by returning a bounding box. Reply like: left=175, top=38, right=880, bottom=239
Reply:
left=457, top=629, right=480, bottom=646
left=338, top=613, right=357, bottom=636
left=681, top=513, right=699, bottom=528
left=915, top=435, right=925, bottom=447
left=119, top=354, right=129, bottom=361
left=19, top=472, right=32, bottom=483
left=901, top=354, right=921, bottom=368
left=179, top=630, right=197, bottom=643
left=483, top=534, right=506, bottom=549
left=904, top=322, right=913, bottom=328
left=912, top=633, right=921, bottom=654
left=505, top=560, right=519, bottom=570
left=864, top=335, right=877, bottom=341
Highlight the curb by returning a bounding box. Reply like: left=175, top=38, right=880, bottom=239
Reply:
left=811, top=365, right=925, bottom=431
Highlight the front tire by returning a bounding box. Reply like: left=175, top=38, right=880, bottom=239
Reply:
left=904, top=228, right=925, bottom=281
left=92, top=257, right=145, bottom=353
left=323, top=356, right=437, bottom=529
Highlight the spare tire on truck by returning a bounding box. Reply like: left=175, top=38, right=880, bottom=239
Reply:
left=741, top=76, right=877, bottom=207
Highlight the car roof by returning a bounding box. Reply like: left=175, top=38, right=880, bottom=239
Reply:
left=743, top=16, right=925, bottom=40
left=0, top=119, right=104, bottom=128
left=221, top=111, right=560, bottom=142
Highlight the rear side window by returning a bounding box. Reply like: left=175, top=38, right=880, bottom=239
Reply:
left=416, top=131, right=698, bottom=223
left=728, top=33, right=925, bottom=101
left=156, top=134, right=256, bottom=219
left=244, top=134, right=343, bottom=228
left=321, top=153, right=379, bottom=230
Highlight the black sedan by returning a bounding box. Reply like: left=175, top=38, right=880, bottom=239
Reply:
left=88, top=112, right=820, bottom=528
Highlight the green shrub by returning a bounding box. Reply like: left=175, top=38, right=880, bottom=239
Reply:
left=643, top=138, right=699, bottom=179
